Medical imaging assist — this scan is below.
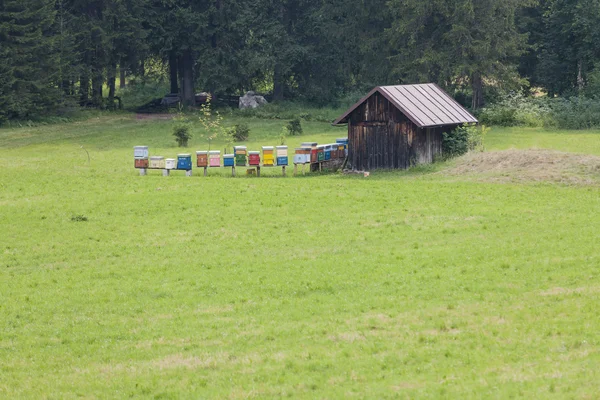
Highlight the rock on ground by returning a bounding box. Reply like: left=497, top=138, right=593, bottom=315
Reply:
left=239, top=91, right=268, bottom=109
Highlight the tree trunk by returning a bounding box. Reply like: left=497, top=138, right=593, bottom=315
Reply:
left=79, top=74, right=89, bottom=106
left=577, top=59, right=585, bottom=92
left=91, top=71, right=103, bottom=108
left=62, top=80, right=71, bottom=96
left=273, top=63, right=284, bottom=101
left=471, top=72, right=484, bottom=110
left=181, top=49, right=195, bottom=107
left=169, top=51, right=179, bottom=94
left=119, top=64, right=126, bottom=88
left=108, top=62, right=117, bottom=110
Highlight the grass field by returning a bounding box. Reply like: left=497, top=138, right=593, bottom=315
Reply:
left=1, top=115, right=599, bottom=398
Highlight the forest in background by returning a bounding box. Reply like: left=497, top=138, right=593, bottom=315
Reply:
left=1, top=0, right=600, bottom=124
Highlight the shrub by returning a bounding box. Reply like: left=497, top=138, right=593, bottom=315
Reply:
left=548, top=97, right=600, bottom=129
left=286, top=117, right=303, bottom=136
left=172, top=123, right=192, bottom=147
left=477, top=93, right=550, bottom=128
left=229, top=123, right=250, bottom=142
left=442, top=127, right=469, bottom=158
left=443, top=124, right=486, bottom=158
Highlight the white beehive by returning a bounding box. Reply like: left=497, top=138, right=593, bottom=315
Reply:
left=165, top=158, right=177, bottom=170
left=134, top=146, right=149, bottom=159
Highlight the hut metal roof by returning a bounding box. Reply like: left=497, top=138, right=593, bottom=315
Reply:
left=332, top=83, right=478, bottom=128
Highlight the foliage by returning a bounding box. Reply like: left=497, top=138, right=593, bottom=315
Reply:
left=285, top=117, right=303, bottom=136
left=172, top=106, right=192, bottom=147
left=2, top=0, right=600, bottom=123
left=387, top=0, right=532, bottom=109
left=0, top=0, right=62, bottom=123
left=228, top=124, right=250, bottom=142
left=198, top=94, right=225, bottom=150
left=478, top=94, right=600, bottom=129
left=478, top=94, right=552, bottom=127
left=221, top=123, right=250, bottom=153
left=2, top=117, right=600, bottom=398
left=443, top=124, right=487, bottom=158
left=116, top=79, right=170, bottom=111
left=548, top=97, right=600, bottom=129
left=172, top=123, right=192, bottom=147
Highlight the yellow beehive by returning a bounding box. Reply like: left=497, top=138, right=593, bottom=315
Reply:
left=262, top=146, right=274, bottom=166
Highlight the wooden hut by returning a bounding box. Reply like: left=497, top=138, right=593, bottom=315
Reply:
left=333, top=84, right=477, bottom=170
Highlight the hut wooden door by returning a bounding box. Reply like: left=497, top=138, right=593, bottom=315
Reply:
left=350, top=122, right=411, bottom=170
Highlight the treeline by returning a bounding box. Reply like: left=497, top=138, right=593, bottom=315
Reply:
left=1, top=0, right=600, bottom=122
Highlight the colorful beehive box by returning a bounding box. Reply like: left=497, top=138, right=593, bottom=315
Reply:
left=196, top=151, right=208, bottom=167
left=336, top=138, right=349, bottom=157
left=262, top=146, right=275, bottom=166
left=134, top=158, right=149, bottom=169
left=331, top=144, right=339, bottom=159
left=223, top=154, right=235, bottom=167
left=277, top=156, right=288, bottom=166
left=317, top=145, right=326, bottom=162
left=310, top=148, right=317, bottom=163
left=276, top=145, right=288, bottom=157
left=134, top=146, right=149, bottom=159
left=325, top=145, right=332, bottom=160
left=165, top=158, right=177, bottom=170
left=177, top=154, right=192, bottom=170
left=234, top=146, right=247, bottom=166
left=338, top=144, right=345, bottom=158
left=149, top=156, right=165, bottom=169
left=297, top=147, right=311, bottom=164
left=209, top=151, right=221, bottom=167
left=249, top=151, right=261, bottom=166
left=293, top=148, right=305, bottom=164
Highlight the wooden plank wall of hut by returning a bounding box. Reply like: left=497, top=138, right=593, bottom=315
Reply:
left=347, top=93, right=444, bottom=170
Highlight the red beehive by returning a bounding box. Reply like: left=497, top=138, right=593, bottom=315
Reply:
left=135, top=158, right=149, bottom=169
left=249, top=151, right=260, bottom=166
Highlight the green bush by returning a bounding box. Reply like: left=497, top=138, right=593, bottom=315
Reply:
left=477, top=93, right=550, bottom=128
left=172, top=123, right=192, bottom=147
left=442, top=124, right=486, bottom=158
left=549, top=97, right=600, bottom=129
left=477, top=93, right=600, bottom=129
left=229, top=123, right=250, bottom=142
left=286, top=117, right=303, bottom=136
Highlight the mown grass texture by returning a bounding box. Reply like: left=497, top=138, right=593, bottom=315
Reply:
left=1, top=116, right=599, bottom=398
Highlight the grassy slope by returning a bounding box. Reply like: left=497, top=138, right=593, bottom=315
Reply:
left=1, top=117, right=599, bottom=398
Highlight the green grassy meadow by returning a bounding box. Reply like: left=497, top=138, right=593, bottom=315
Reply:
left=1, top=115, right=600, bottom=398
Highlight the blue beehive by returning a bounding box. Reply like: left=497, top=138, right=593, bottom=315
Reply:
left=177, top=154, right=192, bottom=170
left=277, top=156, right=288, bottom=166
left=223, top=154, right=234, bottom=167
left=324, top=145, right=332, bottom=160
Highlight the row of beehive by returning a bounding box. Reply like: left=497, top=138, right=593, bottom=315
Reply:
left=134, top=146, right=289, bottom=169
left=293, top=139, right=348, bottom=164
left=134, top=146, right=193, bottom=170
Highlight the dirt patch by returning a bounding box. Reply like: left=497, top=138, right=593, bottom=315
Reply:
left=442, top=150, right=600, bottom=185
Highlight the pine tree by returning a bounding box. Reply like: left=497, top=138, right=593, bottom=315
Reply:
left=0, top=0, right=61, bottom=121
left=387, top=0, right=532, bottom=108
